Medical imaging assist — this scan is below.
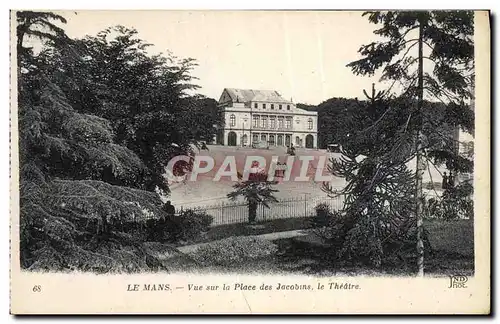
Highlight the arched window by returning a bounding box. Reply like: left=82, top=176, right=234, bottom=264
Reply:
left=308, top=118, right=313, bottom=130
left=227, top=131, right=237, bottom=146
left=305, top=134, right=314, bottom=148
left=230, top=114, right=236, bottom=127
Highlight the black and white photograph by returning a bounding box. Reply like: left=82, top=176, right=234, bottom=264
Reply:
left=9, top=9, right=490, bottom=314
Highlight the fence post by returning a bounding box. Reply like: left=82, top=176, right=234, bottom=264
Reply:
left=221, top=202, right=224, bottom=225
left=304, top=193, right=307, bottom=217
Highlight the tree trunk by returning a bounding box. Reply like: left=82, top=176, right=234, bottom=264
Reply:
left=248, top=201, right=257, bottom=224
left=416, top=21, right=425, bottom=277
left=102, top=214, right=109, bottom=235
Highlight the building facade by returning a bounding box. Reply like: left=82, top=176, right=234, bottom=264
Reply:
left=216, top=88, right=318, bottom=148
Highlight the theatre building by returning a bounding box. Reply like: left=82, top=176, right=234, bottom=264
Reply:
left=216, top=88, right=318, bottom=148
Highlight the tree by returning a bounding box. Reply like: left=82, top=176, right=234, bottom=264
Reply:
left=17, top=12, right=174, bottom=272
left=346, top=11, right=474, bottom=276
left=227, top=172, right=278, bottom=224
left=321, top=86, right=433, bottom=269
left=301, top=98, right=367, bottom=149
left=16, top=11, right=68, bottom=57
left=42, top=26, right=219, bottom=195
left=191, top=96, right=225, bottom=144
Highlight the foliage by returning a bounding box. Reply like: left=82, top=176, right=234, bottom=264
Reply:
left=303, top=96, right=462, bottom=152
left=320, top=88, right=430, bottom=267
left=346, top=10, right=474, bottom=176
left=41, top=25, right=220, bottom=194
left=300, top=98, right=367, bottom=149
left=309, top=202, right=336, bottom=228
left=25, top=231, right=167, bottom=273
left=348, top=11, right=474, bottom=101
left=144, top=210, right=213, bottom=243
left=227, top=171, right=279, bottom=223
left=192, top=97, right=225, bottom=144
left=424, top=182, right=474, bottom=220
left=191, top=236, right=278, bottom=266
left=16, top=11, right=69, bottom=57
left=321, top=11, right=475, bottom=272
left=17, top=11, right=215, bottom=272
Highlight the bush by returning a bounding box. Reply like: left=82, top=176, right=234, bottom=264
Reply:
left=340, top=217, right=384, bottom=267
left=144, top=209, right=213, bottom=243
left=175, top=209, right=214, bottom=241
left=311, top=203, right=334, bottom=227
left=310, top=207, right=432, bottom=269
left=424, top=182, right=474, bottom=220
left=309, top=203, right=343, bottom=240
left=191, top=236, right=278, bottom=266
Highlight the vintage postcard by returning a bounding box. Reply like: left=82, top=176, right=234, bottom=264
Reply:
left=10, top=10, right=490, bottom=314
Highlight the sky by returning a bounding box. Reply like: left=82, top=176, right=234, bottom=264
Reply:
left=56, top=10, right=387, bottom=105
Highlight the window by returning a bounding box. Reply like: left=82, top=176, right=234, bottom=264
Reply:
left=279, top=104, right=282, bottom=110
left=271, top=104, right=274, bottom=109
left=270, top=117, right=276, bottom=129
left=269, top=135, right=275, bottom=145
left=252, top=134, right=259, bottom=144
left=254, top=103, right=258, bottom=109
left=230, top=114, right=236, bottom=127
left=253, top=115, right=260, bottom=128
left=261, top=116, right=267, bottom=128
left=287, top=105, right=291, bottom=110
left=278, top=117, right=284, bottom=129
left=308, top=118, right=313, bottom=130
left=263, top=104, right=266, bottom=109
left=286, top=117, right=292, bottom=129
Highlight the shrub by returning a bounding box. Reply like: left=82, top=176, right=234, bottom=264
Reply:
left=174, top=209, right=213, bottom=241
left=309, top=203, right=343, bottom=240
left=191, top=236, right=278, bottom=266
left=144, top=209, right=213, bottom=243
left=312, top=203, right=334, bottom=227
left=424, top=182, right=474, bottom=220
left=310, top=207, right=432, bottom=268
left=309, top=202, right=343, bottom=228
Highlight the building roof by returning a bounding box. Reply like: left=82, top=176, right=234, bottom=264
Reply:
left=222, top=88, right=292, bottom=104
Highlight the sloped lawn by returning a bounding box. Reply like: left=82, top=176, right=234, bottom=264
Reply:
left=165, top=219, right=474, bottom=276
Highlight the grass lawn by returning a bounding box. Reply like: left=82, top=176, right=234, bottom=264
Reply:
left=182, top=217, right=312, bottom=245
left=425, top=219, right=474, bottom=257
left=169, top=218, right=474, bottom=276
left=424, top=219, right=474, bottom=276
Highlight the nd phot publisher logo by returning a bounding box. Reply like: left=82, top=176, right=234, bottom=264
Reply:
left=448, top=275, right=468, bottom=289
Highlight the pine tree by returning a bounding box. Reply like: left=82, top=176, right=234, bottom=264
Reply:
left=322, top=86, right=429, bottom=269
left=345, top=11, right=474, bottom=275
